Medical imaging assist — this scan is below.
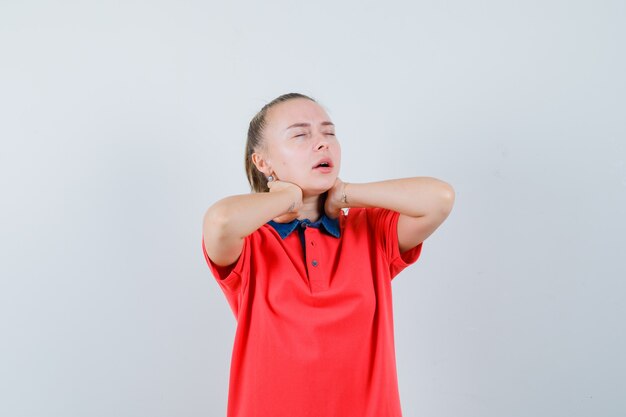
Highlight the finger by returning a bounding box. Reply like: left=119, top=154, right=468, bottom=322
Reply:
left=267, top=180, right=281, bottom=192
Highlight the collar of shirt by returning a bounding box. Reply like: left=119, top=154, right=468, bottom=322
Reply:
left=267, top=213, right=341, bottom=239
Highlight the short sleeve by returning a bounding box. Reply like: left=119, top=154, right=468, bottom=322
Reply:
left=201, top=234, right=251, bottom=317
left=367, top=207, right=423, bottom=279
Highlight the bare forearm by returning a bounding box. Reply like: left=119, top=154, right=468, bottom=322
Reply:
left=205, top=191, right=299, bottom=239
left=344, top=177, right=455, bottom=218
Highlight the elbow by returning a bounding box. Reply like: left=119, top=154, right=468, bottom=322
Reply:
left=438, top=182, right=456, bottom=216
left=203, top=205, right=233, bottom=239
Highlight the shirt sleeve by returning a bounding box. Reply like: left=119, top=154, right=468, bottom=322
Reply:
left=201, top=233, right=251, bottom=317
left=367, top=207, right=423, bottom=279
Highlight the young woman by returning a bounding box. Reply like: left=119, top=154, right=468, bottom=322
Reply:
left=202, top=93, right=455, bottom=417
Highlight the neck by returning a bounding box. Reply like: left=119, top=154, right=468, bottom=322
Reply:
left=297, top=193, right=326, bottom=222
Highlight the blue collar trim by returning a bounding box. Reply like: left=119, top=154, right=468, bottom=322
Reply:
left=267, top=213, right=341, bottom=239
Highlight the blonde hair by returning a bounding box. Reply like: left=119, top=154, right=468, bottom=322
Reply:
left=245, top=93, right=317, bottom=193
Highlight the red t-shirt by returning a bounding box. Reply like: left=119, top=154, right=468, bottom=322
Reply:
left=202, top=207, right=423, bottom=417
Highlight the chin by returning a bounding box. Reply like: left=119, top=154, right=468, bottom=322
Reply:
left=296, top=169, right=338, bottom=193
left=302, top=180, right=336, bottom=197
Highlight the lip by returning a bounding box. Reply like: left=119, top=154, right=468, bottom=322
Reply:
left=312, top=157, right=334, bottom=169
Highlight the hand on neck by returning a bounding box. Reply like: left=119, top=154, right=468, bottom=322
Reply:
left=297, top=193, right=325, bottom=223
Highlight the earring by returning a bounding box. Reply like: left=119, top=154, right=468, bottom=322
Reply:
left=267, top=175, right=274, bottom=182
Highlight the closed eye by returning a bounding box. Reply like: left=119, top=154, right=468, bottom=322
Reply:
left=294, top=132, right=334, bottom=138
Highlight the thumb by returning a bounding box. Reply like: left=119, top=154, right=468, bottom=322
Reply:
left=324, top=193, right=339, bottom=219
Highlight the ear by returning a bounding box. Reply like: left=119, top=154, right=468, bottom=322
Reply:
left=251, top=152, right=271, bottom=176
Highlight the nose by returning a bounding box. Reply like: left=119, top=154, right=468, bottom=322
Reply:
left=315, top=133, right=329, bottom=151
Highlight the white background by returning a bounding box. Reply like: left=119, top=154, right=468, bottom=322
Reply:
left=1, top=0, right=625, bottom=416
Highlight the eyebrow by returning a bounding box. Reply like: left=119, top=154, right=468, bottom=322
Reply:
left=285, top=121, right=335, bottom=131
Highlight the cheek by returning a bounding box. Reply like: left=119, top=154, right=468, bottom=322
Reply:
left=277, top=148, right=306, bottom=165
left=273, top=155, right=299, bottom=177
left=268, top=148, right=291, bottom=167
left=332, top=143, right=341, bottom=160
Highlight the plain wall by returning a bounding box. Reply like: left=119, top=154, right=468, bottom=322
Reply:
left=1, top=0, right=625, bottom=416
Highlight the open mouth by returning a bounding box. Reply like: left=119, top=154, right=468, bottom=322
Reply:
left=313, top=159, right=333, bottom=169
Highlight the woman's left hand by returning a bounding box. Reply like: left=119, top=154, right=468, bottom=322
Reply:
left=324, top=178, right=347, bottom=219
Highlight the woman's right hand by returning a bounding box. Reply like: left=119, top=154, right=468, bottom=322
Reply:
left=267, top=177, right=303, bottom=223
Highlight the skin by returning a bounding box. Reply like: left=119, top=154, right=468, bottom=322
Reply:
left=252, top=98, right=341, bottom=222
left=203, top=98, right=456, bottom=267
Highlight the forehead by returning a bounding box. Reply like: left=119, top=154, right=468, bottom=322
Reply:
left=266, top=98, right=331, bottom=130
